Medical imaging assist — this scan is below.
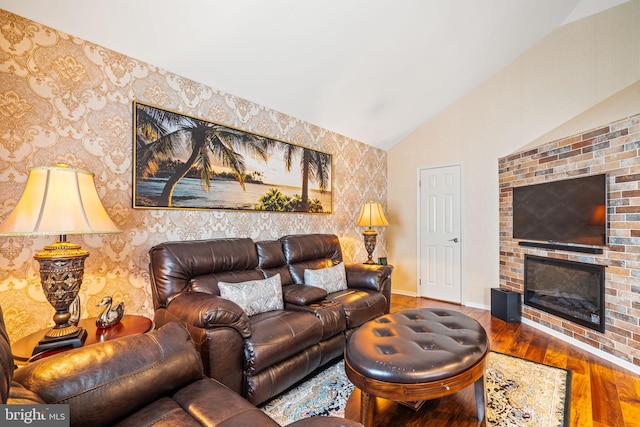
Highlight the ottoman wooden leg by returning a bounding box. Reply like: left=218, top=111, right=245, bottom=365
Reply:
left=360, top=390, right=375, bottom=427
left=474, top=375, right=488, bottom=426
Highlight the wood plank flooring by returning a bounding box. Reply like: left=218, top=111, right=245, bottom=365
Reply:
left=344, top=294, right=640, bottom=427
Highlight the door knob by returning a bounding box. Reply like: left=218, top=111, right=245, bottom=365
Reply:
left=448, top=238, right=459, bottom=243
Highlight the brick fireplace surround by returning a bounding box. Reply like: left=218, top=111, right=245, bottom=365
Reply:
left=499, top=113, right=640, bottom=370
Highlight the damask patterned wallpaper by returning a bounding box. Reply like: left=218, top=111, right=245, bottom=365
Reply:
left=0, top=10, right=388, bottom=343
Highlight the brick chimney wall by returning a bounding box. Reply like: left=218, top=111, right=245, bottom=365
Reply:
left=498, top=113, right=640, bottom=368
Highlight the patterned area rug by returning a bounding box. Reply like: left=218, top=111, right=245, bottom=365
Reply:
left=261, top=352, right=571, bottom=427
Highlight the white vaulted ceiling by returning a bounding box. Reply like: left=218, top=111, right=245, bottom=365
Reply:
left=0, top=0, right=629, bottom=150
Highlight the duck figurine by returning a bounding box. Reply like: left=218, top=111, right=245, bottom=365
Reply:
left=96, top=296, right=125, bottom=329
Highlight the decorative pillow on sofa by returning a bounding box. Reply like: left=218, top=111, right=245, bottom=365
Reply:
left=304, top=263, right=347, bottom=293
left=218, top=274, right=283, bottom=316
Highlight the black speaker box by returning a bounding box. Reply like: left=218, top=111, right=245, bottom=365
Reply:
left=491, top=288, right=521, bottom=323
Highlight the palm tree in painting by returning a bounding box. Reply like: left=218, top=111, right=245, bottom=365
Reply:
left=135, top=103, right=273, bottom=207
left=281, top=144, right=331, bottom=212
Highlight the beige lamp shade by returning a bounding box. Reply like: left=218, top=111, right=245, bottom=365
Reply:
left=356, top=201, right=389, bottom=264
left=356, top=202, right=390, bottom=228
left=0, top=164, right=120, bottom=236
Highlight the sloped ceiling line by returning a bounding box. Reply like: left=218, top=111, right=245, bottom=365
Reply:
left=0, top=0, right=629, bottom=150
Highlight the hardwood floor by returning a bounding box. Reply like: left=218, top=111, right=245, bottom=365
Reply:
left=344, top=294, right=640, bottom=427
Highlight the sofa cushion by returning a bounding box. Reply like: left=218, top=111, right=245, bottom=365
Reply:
left=173, top=379, right=281, bottom=426
left=287, top=300, right=346, bottom=340
left=328, top=289, right=388, bottom=329
left=246, top=344, right=322, bottom=406
left=304, top=263, right=347, bottom=293
left=149, top=238, right=259, bottom=308
left=218, top=274, right=284, bottom=316
left=246, top=310, right=323, bottom=374
left=115, top=378, right=281, bottom=426
left=256, top=240, right=294, bottom=285
left=282, top=284, right=328, bottom=306
left=281, top=234, right=343, bottom=284
left=190, top=270, right=265, bottom=296
left=114, top=396, right=202, bottom=426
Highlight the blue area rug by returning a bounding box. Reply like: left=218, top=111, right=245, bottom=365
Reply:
left=261, top=361, right=354, bottom=421
left=261, top=353, right=571, bottom=426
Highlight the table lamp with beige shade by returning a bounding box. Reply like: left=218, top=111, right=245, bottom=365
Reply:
left=356, top=201, right=389, bottom=264
left=0, top=164, right=121, bottom=355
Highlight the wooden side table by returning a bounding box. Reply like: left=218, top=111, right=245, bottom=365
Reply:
left=12, top=315, right=154, bottom=364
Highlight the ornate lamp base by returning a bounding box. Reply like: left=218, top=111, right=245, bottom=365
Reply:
left=33, top=327, right=87, bottom=355
left=362, top=228, right=378, bottom=264
left=33, top=237, right=89, bottom=355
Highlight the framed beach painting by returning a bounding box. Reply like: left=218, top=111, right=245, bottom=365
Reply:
left=133, top=101, right=332, bottom=213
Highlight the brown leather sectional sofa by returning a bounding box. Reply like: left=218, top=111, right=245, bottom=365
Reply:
left=0, top=307, right=362, bottom=426
left=149, top=233, right=393, bottom=406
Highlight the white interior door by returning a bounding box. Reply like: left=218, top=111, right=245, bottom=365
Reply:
left=418, top=165, right=462, bottom=303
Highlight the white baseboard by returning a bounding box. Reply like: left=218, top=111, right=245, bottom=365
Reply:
left=463, top=302, right=490, bottom=310
left=391, top=290, right=417, bottom=297
left=521, top=318, right=640, bottom=376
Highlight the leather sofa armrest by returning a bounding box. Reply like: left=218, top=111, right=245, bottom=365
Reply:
left=345, top=264, right=393, bottom=292
left=12, top=322, right=203, bottom=427
left=7, top=381, right=46, bottom=405
left=166, top=291, right=252, bottom=338
left=282, top=284, right=328, bottom=306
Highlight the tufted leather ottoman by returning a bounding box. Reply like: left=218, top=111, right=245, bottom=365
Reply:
left=344, top=308, right=489, bottom=426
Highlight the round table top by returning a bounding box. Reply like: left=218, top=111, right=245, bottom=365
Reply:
left=345, top=308, right=489, bottom=384
left=12, top=314, right=153, bottom=362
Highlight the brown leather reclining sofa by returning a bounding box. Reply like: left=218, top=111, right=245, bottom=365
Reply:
left=0, top=307, right=362, bottom=426
left=149, top=233, right=393, bottom=406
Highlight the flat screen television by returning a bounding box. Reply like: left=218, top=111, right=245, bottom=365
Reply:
left=512, top=174, right=607, bottom=246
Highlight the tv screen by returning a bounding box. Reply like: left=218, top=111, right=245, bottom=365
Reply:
left=512, top=174, right=607, bottom=246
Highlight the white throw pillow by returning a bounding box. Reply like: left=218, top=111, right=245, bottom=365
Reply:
left=304, top=263, right=347, bottom=293
left=218, top=274, right=283, bottom=316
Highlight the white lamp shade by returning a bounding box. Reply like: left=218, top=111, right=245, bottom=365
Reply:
left=356, top=202, right=390, bottom=228
left=0, top=165, right=120, bottom=235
